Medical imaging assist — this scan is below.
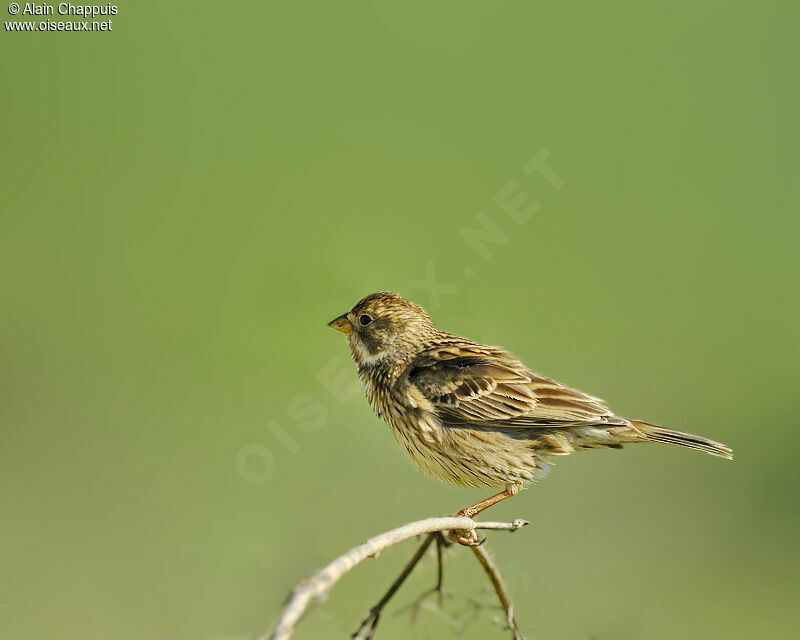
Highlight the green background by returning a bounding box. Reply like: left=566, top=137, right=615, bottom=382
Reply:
left=2, top=2, right=798, bottom=639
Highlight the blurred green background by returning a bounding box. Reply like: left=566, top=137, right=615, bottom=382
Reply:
left=2, top=2, right=799, bottom=639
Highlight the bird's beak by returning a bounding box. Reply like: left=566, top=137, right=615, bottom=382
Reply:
left=328, top=314, right=353, bottom=334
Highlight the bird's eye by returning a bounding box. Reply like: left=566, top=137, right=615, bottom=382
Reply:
left=359, top=314, right=372, bottom=326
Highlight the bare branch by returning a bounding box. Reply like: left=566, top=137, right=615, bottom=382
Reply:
left=266, top=516, right=529, bottom=640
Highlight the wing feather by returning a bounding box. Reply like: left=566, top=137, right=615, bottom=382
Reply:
left=406, top=340, right=623, bottom=428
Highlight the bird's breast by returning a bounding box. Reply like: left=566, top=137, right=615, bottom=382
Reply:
left=359, top=368, right=441, bottom=444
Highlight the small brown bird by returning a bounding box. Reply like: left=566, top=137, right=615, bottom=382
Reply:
left=329, top=292, right=732, bottom=544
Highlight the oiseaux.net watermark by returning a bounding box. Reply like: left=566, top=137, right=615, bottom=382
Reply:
left=5, top=3, right=117, bottom=32
left=235, top=147, right=565, bottom=486
left=409, top=148, right=563, bottom=311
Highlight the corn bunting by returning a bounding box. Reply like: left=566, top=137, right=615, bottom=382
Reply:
left=329, top=292, right=731, bottom=544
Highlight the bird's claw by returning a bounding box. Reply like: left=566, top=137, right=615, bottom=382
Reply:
left=448, top=528, right=484, bottom=547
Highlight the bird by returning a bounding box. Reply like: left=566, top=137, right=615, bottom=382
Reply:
left=328, top=291, right=732, bottom=545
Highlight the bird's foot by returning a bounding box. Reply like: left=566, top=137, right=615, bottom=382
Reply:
left=447, top=528, right=484, bottom=547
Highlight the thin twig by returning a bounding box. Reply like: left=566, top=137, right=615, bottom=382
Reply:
left=470, top=544, right=525, bottom=640
left=393, top=532, right=449, bottom=629
left=352, top=533, right=436, bottom=639
left=434, top=532, right=445, bottom=607
left=266, top=516, right=529, bottom=640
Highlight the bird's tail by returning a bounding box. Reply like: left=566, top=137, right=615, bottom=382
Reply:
left=630, top=421, right=733, bottom=460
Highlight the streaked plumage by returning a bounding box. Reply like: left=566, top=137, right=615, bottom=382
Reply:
left=328, top=292, right=732, bottom=521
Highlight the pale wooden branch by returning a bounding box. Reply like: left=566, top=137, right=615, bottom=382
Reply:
left=267, top=516, right=529, bottom=640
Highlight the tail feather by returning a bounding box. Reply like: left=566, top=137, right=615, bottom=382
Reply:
left=631, top=421, right=733, bottom=460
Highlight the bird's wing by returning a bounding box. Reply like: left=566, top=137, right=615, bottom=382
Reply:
left=406, top=341, right=622, bottom=427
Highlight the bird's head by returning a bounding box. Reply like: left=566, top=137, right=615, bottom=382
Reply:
left=328, top=291, right=434, bottom=366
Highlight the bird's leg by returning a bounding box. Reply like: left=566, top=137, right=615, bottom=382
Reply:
left=450, top=484, right=522, bottom=546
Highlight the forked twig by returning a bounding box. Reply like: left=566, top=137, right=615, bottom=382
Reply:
left=266, top=516, right=529, bottom=640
